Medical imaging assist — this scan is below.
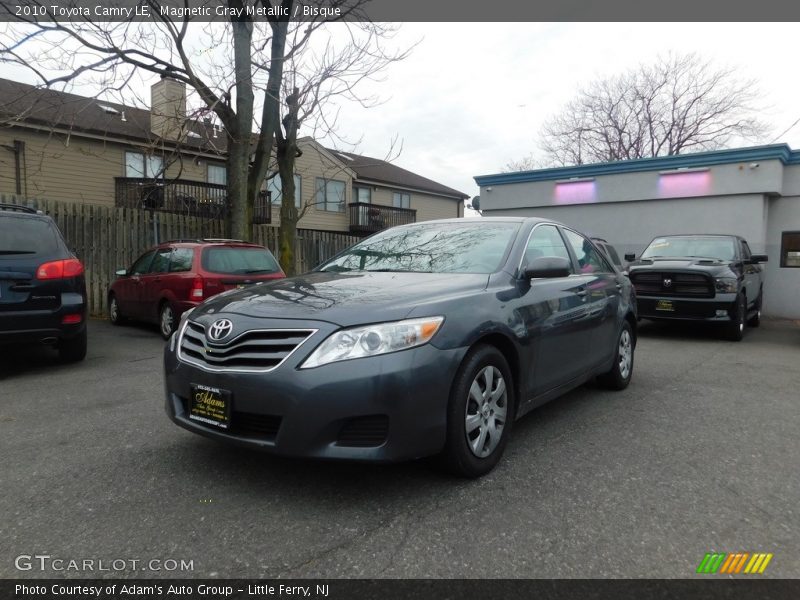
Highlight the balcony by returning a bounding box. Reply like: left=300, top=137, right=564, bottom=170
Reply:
left=114, top=177, right=271, bottom=223
left=348, top=202, right=416, bottom=235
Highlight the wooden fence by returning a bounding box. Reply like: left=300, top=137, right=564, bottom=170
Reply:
left=1, top=194, right=359, bottom=316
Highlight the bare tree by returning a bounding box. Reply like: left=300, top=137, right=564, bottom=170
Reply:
left=269, top=22, right=411, bottom=275
left=502, top=153, right=539, bottom=172
left=0, top=0, right=367, bottom=241
left=531, top=53, right=768, bottom=167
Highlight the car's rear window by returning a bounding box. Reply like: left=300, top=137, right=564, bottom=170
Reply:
left=201, top=246, right=281, bottom=275
left=0, top=216, right=62, bottom=257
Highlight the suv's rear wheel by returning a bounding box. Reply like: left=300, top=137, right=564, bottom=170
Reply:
left=108, top=294, right=125, bottom=325
left=159, top=302, right=176, bottom=340
left=726, top=293, right=746, bottom=341
left=58, top=330, right=87, bottom=362
left=440, top=345, right=515, bottom=478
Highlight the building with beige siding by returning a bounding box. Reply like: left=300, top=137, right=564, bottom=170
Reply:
left=0, top=77, right=467, bottom=235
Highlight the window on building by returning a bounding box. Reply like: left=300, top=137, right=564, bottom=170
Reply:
left=207, top=164, right=227, bottom=185
left=268, top=174, right=302, bottom=209
left=125, top=152, right=163, bottom=179
left=781, top=231, right=800, bottom=267
left=316, top=178, right=346, bottom=212
left=392, top=192, right=410, bottom=209
left=355, top=187, right=372, bottom=204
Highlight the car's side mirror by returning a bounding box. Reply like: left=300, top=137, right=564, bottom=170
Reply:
left=749, top=254, right=768, bottom=263
left=523, top=256, right=571, bottom=279
left=624, top=253, right=636, bottom=262
left=115, top=268, right=128, bottom=276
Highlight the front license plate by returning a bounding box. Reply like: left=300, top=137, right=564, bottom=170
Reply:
left=189, top=384, right=231, bottom=429
left=655, top=299, right=675, bottom=312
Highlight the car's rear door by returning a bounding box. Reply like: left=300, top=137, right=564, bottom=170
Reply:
left=139, top=247, right=172, bottom=321
left=562, top=228, right=623, bottom=368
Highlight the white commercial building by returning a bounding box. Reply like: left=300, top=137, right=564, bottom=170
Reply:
left=474, top=144, right=800, bottom=319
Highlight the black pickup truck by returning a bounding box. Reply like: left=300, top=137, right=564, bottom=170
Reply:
left=625, top=234, right=767, bottom=341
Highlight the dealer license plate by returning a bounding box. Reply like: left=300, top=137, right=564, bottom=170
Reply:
left=655, top=299, right=675, bottom=312
left=189, top=384, right=231, bottom=429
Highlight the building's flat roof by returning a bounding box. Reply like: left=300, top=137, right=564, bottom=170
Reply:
left=474, top=144, right=800, bottom=187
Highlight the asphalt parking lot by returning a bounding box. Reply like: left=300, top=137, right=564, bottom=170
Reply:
left=1, top=318, right=798, bottom=578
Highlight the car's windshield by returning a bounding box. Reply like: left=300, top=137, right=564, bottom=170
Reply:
left=202, top=247, right=281, bottom=275
left=0, top=217, right=61, bottom=256
left=318, top=221, right=521, bottom=274
left=641, top=236, right=737, bottom=261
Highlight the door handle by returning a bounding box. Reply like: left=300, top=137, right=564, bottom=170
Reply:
left=576, top=288, right=588, bottom=299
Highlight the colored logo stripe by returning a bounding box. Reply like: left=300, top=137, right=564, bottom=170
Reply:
left=697, top=552, right=773, bottom=574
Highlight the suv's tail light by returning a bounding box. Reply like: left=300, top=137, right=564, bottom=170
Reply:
left=37, top=258, right=84, bottom=280
left=190, top=276, right=205, bottom=300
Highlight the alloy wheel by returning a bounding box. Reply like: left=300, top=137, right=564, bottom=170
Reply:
left=618, top=329, right=632, bottom=380
left=464, top=365, right=508, bottom=458
left=160, top=305, right=174, bottom=338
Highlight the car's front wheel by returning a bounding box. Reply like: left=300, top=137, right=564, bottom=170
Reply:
left=726, top=293, right=746, bottom=342
left=598, top=320, right=635, bottom=390
left=108, top=294, right=126, bottom=325
left=159, top=302, right=176, bottom=340
left=441, top=345, right=515, bottom=478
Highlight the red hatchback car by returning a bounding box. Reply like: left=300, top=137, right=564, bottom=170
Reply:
left=108, top=239, right=285, bottom=338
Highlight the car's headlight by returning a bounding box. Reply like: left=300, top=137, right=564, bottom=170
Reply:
left=714, top=277, right=738, bottom=293
left=169, top=307, right=196, bottom=351
left=300, top=316, right=444, bottom=369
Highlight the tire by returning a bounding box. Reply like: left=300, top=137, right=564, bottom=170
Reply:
left=159, top=302, right=176, bottom=340
left=440, top=345, right=515, bottom=478
left=598, top=320, right=635, bottom=390
left=726, top=293, right=746, bottom=342
left=58, top=329, right=87, bottom=363
left=748, top=290, right=762, bottom=327
left=108, top=294, right=126, bottom=325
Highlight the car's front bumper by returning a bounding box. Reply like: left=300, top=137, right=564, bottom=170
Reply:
left=164, top=337, right=466, bottom=462
left=636, top=293, right=737, bottom=321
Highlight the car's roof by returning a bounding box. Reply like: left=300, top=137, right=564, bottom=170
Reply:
left=407, top=216, right=562, bottom=226
left=652, top=233, right=741, bottom=239
left=156, top=239, right=265, bottom=248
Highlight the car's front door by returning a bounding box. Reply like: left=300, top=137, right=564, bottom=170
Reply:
left=739, top=239, right=761, bottom=307
left=514, top=224, right=594, bottom=398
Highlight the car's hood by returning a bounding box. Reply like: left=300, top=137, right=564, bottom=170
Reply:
left=191, top=271, right=490, bottom=327
left=629, top=257, right=735, bottom=275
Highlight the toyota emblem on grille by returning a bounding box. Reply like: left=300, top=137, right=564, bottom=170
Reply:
left=208, top=319, right=233, bottom=341
left=663, top=278, right=672, bottom=288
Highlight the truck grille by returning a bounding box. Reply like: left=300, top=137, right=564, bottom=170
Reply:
left=178, top=321, right=316, bottom=372
left=630, top=272, right=714, bottom=298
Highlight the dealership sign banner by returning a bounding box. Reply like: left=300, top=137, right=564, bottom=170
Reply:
left=3, top=580, right=800, bottom=600
left=2, top=0, right=800, bottom=22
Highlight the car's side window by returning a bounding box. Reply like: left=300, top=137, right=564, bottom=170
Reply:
left=524, top=224, right=573, bottom=273
left=149, top=248, right=172, bottom=274
left=169, top=248, right=194, bottom=272
left=563, top=229, right=613, bottom=274
left=740, top=240, right=752, bottom=261
left=130, top=250, right=155, bottom=275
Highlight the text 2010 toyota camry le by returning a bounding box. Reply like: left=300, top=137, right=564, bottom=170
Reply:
left=164, top=218, right=637, bottom=477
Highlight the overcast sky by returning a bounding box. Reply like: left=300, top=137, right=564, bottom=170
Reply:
left=5, top=22, right=800, bottom=205
left=327, top=22, right=800, bottom=201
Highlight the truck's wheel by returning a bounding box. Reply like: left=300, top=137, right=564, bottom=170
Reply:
left=726, top=293, right=746, bottom=342
left=748, top=290, right=762, bottom=327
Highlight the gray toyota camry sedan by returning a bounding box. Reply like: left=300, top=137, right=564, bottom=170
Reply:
left=164, top=217, right=637, bottom=477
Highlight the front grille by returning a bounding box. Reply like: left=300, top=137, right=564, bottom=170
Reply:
left=631, top=272, right=714, bottom=298
left=336, top=415, right=389, bottom=448
left=179, top=396, right=282, bottom=440
left=178, top=321, right=316, bottom=372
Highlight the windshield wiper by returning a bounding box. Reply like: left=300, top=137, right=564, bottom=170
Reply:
left=244, top=269, right=275, bottom=274
left=363, top=268, right=412, bottom=272
left=0, top=250, right=36, bottom=255
left=319, top=265, right=352, bottom=272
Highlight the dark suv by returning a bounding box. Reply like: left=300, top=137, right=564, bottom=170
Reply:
left=0, top=204, right=87, bottom=361
left=626, top=234, right=767, bottom=341
left=109, top=239, right=285, bottom=339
